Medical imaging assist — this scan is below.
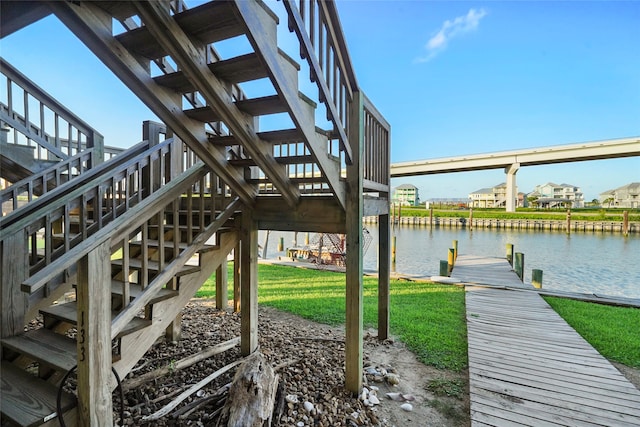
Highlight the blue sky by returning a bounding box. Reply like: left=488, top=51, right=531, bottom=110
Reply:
left=2, top=1, right=638, bottom=201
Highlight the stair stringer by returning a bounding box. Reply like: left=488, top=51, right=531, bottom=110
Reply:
left=112, top=231, right=238, bottom=380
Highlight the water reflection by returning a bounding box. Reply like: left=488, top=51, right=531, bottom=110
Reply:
left=259, top=225, right=640, bottom=299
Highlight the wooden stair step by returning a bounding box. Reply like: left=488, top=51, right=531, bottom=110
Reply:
left=208, top=128, right=305, bottom=146
left=1, top=329, right=77, bottom=374
left=1, top=360, right=75, bottom=427
left=110, top=281, right=178, bottom=304
left=39, top=302, right=150, bottom=338
left=129, top=239, right=219, bottom=253
left=153, top=53, right=268, bottom=92
left=184, top=95, right=287, bottom=123
left=229, top=155, right=316, bottom=167
left=115, top=1, right=243, bottom=60
left=111, top=258, right=201, bottom=277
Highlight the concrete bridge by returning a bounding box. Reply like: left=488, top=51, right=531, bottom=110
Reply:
left=390, top=136, right=640, bottom=212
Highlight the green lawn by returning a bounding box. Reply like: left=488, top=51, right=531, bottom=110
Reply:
left=196, top=263, right=468, bottom=371
left=196, top=263, right=638, bottom=372
left=544, top=296, right=640, bottom=367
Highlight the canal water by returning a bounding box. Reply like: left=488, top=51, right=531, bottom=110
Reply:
left=259, top=226, right=640, bottom=299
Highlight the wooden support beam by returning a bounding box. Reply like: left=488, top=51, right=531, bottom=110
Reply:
left=1, top=233, right=28, bottom=346
left=345, top=91, right=364, bottom=394
left=133, top=2, right=300, bottom=208
left=216, top=259, right=228, bottom=310
left=76, top=241, right=113, bottom=427
left=240, top=213, right=258, bottom=356
left=233, top=239, right=241, bottom=313
left=378, top=213, right=390, bottom=340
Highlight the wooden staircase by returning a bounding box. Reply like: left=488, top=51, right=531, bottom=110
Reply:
left=1, top=1, right=392, bottom=425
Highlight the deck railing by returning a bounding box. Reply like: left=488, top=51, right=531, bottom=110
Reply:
left=282, top=0, right=389, bottom=192
left=0, top=57, right=105, bottom=162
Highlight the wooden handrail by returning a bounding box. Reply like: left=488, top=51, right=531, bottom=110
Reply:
left=0, top=57, right=105, bottom=160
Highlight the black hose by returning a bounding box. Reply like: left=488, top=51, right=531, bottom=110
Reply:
left=57, top=365, right=126, bottom=426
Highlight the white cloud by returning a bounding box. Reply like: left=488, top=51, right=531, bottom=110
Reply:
left=416, top=8, right=488, bottom=63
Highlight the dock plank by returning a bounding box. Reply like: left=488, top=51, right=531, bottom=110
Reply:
left=454, top=255, right=640, bottom=427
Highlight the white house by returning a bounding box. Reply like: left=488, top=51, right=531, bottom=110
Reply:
left=599, top=182, right=640, bottom=208
left=392, top=184, right=420, bottom=206
left=529, top=182, right=584, bottom=208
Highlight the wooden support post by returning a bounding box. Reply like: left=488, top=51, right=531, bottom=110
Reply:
left=391, top=235, right=396, bottom=264
left=233, top=240, right=241, bottom=313
left=216, top=260, right=228, bottom=310
left=452, top=239, right=458, bottom=260
left=506, top=243, right=514, bottom=266
left=469, top=208, right=473, bottom=231
left=532, top=269, right=543, bottom=289
left=378, top=213, right=390, bottom=341
left=345, top=91, right=364, bottom=394
left=566, top=209, right=571, bottom=235
left=440, top=260, right=449, bottom=277
left=1, top=233, right=28, bottom=349
left=240, top=213, right=258, bottom=356
left=277, top=236, right=284, bottom=252
left=76, top=241, right=113, bottom=427
left=514, top=252, right=524, bottom=282
left=429, top=208, right=433, bottom=228
left=447, top=248, right=455, bottom=275
left=623, top=210, right=629, bottom=236
left=304, top=232, right=310, bottom=245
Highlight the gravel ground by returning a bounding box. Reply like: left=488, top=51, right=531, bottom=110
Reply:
left=116, top=300, right=470, bottom=426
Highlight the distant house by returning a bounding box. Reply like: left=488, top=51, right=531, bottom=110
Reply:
left=392, top=184, right=420, bottom=206
left=468, top=183, right=518, bottom=208
left=599, top=182, right=640, bottom=208
left=529, top=182, right=584, bottom=208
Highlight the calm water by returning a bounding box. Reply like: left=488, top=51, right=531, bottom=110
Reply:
left=259, top=226, right=640, bottom=299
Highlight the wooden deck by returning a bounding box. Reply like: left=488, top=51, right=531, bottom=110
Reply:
left=453, top=255, right=640, bottom=426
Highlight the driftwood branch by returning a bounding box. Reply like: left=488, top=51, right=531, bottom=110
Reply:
left=123, top=337, right=240, bottom=391
left=143, top=359, right=243, bottom=422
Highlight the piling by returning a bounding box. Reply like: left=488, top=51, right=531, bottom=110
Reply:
left=566, top=209, right=571, bottom=235
left=623, top=210, right=629, bottom=236
left=304, top=233, right=310, bottom=245
left=440, top=260, right=449, bottom=276
left=452, top=240, right=458, bottom=260
left=429, top=208, right=433, bottom=228
left=391, top=235, right=397, bottom=264
left=506, top=243, right=514, bottom=266
left=277, top=237, right=284, bottom=252
left=514, top=252, right=524, bottom=282
left=469, top=208, right=474, bottom=231
left=447, top=248, right=455, bottom=275
left=532, top=269, right=543, bottom=288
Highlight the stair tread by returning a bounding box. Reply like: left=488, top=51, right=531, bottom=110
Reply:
left=1, top=360, right=75, bottom=427
left=1, top=329, right=77, bottom=374
left=129, top=239, right=218, bottom=253
left=110, top=281, right=178, bottom=304
left=39, top=302, right=150, bottom=338
left=154, top=53, right=268, bottom=92
left=184, top=95, right=287, bottom=123
left=208, top=128, right=305, bottom=146
left=116, top=1, right=242, bottom=60
left=111, top=258, right=201, bottom=276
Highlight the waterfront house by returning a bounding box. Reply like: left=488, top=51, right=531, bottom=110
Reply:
left=529, top=182, right=585, bottom=208
left=599, top=182, right=640, bottom=208
left=393, top=183, right=420, bottom=206
left=468, top=182, right=517, bottom=208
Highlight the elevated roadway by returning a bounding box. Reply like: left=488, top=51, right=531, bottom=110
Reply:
left=390, top=136, right=640, bottom=211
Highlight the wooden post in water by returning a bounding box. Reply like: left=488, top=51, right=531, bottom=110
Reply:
left=532, top=269, right=543, bottom=288
left=398, top=203, right=402, bottom=224
left=566, top=209, right=571, bottom=235
left=440, top=260, right=449, bottom=276
left=623, top=210, right=629, bottom=236
left=391, top=235, right=397, bottom=264
left=447, top=248, right=455, bottom=275
left=514, top=252, right=524, bottom=281
left=506, top=243, right=514, bottom=266
left=469, top=208, right=473, bottom=231
left=452, top=240, right=458, bottom=260
left=429, top=208, right=433, bottom=228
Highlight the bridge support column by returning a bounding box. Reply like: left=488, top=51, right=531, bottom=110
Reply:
left=505, top=163, right=520, bottom=212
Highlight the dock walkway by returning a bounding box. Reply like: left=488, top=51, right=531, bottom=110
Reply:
left=453, top=254, right=640, bottom=426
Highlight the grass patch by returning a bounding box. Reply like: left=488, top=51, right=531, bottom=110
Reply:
left=543, top=297, right=640, bottom=367
left=196, top=263, right=468, bottom=371
left=426, top=378, right=465, bottom=399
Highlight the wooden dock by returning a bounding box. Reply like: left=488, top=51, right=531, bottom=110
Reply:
left=453, top=255, right=640, bottom=426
